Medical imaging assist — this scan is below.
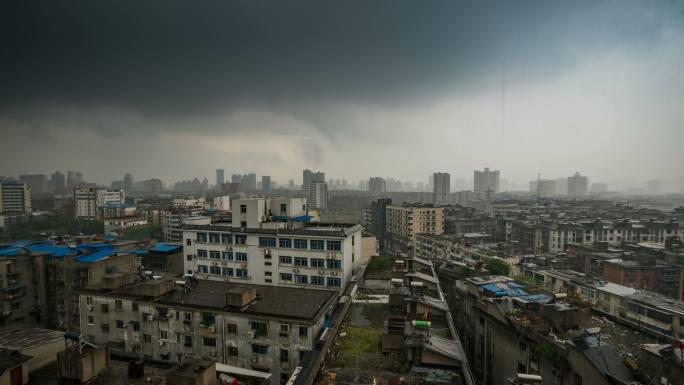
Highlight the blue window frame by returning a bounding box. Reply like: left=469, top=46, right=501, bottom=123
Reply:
left=327, top=277, right=342, bottom=287
left=327, top=240, right=341, bottom=251
left=222, top=267, right=233, bottom=276
left=197, top=233, right=207, bottom=242
left=299, top=326, right=308, bottom=337
left=197, top=249, right=208, bottom=258
left=294, top=239, right=308, bottom=249
left=221, top=234, right=233, bottom=244
left=235, top=235, right=247, bottom=245
left=279, top=256, right=292, bottom=264
left=235, top=253, right=247, bottom=262
left=236, top=269, right=248, bottom=278
left=295, top=274, right=308, bottom=284
left=209, top=233, right=220, bottom=244
left=198, top=265, right=208, bottom=273
left=311, top=276, right=325, bottom=286
left=294, top=257, right=308, bottom=267
left=326, top=259, right=342, bottom=269
left=310, top=258, right=325, bottom=268
left=222, top=251, right=233, bottom=260
left=209, top=266, right=221, bottom=275
left=209, top=250, right=221, bottom=259
left=310, top=240, right=324, bottom=250
left=280, top=273, right=292, bottom=281
left=259, top=237, right=277, bottom=247
left=279, top=238, right=292, bottom=248
left=251, top=344, right=268, bottom=354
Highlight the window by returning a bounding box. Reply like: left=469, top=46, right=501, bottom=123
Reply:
left=184, top=312, right=192, bottom=321
left=279, top=256, right=293, bottom=264
left=87, top=316, right=94, bottom=325
left=327, top=277, right=341, bottom=287
left=115, top=300, right=123, bottom=310
left=280, top=273, right=292, bottom=282
left=209, top=233, right=220, bottom=244
left=299, top=326, right=308, bottom=337
left=327, top=240, right=341, bottom=251
left=201, top=312, right=216, bottom=326
left=251, top=321, right=268, bottom=336
left=228, top=346, right=238, bottom=357
left=280, top=203, right=287, bottom=212
left=294, top=257, right=308, bottom=267
left=197, top=249, right=208, bottom=258
left=295, top=274, right=308, bottom=284
left=222, top=234, right=233, bottom=244
left=310, top=258, right=325, bottom=268
left=227, top=324, right=238, bottom=334
left=101, top=304, right=109, bottom=313
left=86, top=297, right=93, bottom=305
left=143, top=334, right=152, bottom=343
left=210, top=266, right=221, bottom=275
left=186, top=255, right=193, bottom=261
left=116, top=320, right=125, bottom=329
left=210, top=250, right=221, bottom=259
left=197, top=233, right=207, bottom=242
left=236, top=269, right=248, bottom=278
left=222, top=251, right=233, bottom=260
left=326, top=259, right=342, bottom=269
left=160, top=330, right=169, bottom=340
left=132, top=302, right=139, bottom=311
left=222, top=267, right=234, bottom=276
left=132, top=321, right=140, bottom=331
left=280, top=348, right=289, bottom=361
left=311, top=276, right=325, bottom=286
left=235, top=253, right=248, bottom=262
left=279, top=238, right=292, bottom=248
left=259, top=237, right=277, bottom=247
left=203, top=337, right=217, bottom=347
left=184, top=335, right=193, bottom=346
left=280, top=324, right=290, bottom=333
left=252, top=344, right=268, bottom=354
left=101, top=323, right=110, bottom=333
left=310, top=240, right=324, bottom=250
left=241, top=221, right=247, bottom=227
left=198, top=265, right=208, bottom=273
left=186, top=239, right=192, bottom=246
left=235, top=235, right=247, bottom=245
left=240, top=205, right=247, bottom=213
left=294, top=239, right=308, bottom=249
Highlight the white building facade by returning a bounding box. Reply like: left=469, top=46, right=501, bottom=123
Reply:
left=74, top=187, right=125, bottom=219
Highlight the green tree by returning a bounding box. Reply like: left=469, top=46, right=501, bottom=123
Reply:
left=485, top=258, right=510, bottom=276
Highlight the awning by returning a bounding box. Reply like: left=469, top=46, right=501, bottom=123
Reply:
left=215, top=363, right=272, bottom=380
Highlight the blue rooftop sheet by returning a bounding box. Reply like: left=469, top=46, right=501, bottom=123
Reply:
left=74, top=250, right=116, bottom=263
left=481, top=283, right=529, bottom=297
left=150, top=243, right=182, bottom=253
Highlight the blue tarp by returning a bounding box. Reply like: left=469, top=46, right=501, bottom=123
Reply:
left=149, top=243, right=182, bottom=253
left=481, top=283, right=529, bottom=297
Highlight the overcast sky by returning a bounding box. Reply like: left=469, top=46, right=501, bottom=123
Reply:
left=1, top=0, right=683, bottom=189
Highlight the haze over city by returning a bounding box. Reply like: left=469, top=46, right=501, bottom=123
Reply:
left=1, top=0, right=683, bottom=189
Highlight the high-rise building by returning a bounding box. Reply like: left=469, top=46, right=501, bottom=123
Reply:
left=262, top=175, right=272, bottom=192
left=369, top=198, right=392, bottom=249
left=216, top=169, right=225, bottom=189
left=231, top=174, right=242, bottom=183
left=51, top=171, right=66, bottom=194
left=432, top=172, right=450, bottom=204
left=121, top=173, right=134, bottom=193
left=0, top=178, right=31, bottom=213
left=474, top=168, right=500, bottom=193
left=66, top=171, right=83, bottom=192
left=143, top=179, right=163, bottom=194
left=307, top=182, right=328, bottom=209
left=368, top=177, right=386, bottom=195
left=19, top=174, right=48, bottom=197
left=591, top=182, right=608, bottom=194
left=302, top=169, right=325, bottom=192
left=240, top=173, right=257, bottom=191
left=74, top=187, right=124, bottom=219
left=529, top=179, right=558, bottom=196
left=288, top=179, right=295, bottom=189
left=567, top=172, right=589, bottom=196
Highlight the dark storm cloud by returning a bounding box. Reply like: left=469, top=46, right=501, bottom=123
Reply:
left=2, top=0, right=681, bottom=124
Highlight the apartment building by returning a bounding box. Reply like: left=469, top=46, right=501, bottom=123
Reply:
left=79, top=278, right=336, bottom=384
left=74, top=187, right=125, bottom=220
left=0, top=179, right=31, bottom=214
left=385, top=203, right=444, bottom=252
left=162, top=208, right=210, bottom=242
left=307, top=182, right=328, bottom=210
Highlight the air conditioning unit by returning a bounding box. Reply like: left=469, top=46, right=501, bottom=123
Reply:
left=293, top=268, right=299, bottom=273
left=87, top=305, right=94, bottom=312
left=166, top=312, right=174, bottom=318
left=318, top=270, right=325, bottom=275
left=247, top=330, right=255, bottom=339
left=212, top=262, right=218, bottom=266
left=158, top=340, right=165, bottom=346
left=208, top=325, right=216, bottom=333
left=331, top=271, right=338, bottom=276
left=241, top=263, right=247, bottom=268
left=134, top=334, right=140, bottom=341
left=221, top=261, right=227, bottom=266
left=121, top=323, right=128, bottom=329
left=146, top=315, right=154, bottom=322
left=250, top=357, right=258, bottom=363
left=209, top=350, right=216, bottom=357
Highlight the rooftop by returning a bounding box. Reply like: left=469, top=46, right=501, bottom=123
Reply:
left=0, top=328, right=64, bottom=350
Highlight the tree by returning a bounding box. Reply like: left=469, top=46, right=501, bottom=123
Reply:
left=485, top=258, right=510, bottom=276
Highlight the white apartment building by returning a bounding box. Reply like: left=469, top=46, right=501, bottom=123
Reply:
left=213, top=196, right=231, bottom=211
left=162, top=208, right=210, bottom=242
left=74, top=187, right=125, bottom=219
left=307, top=182, right=327, bottom=210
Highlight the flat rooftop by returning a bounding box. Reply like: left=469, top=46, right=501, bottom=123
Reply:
left=110, top=279, right=336, bottom=321
left=0, top=328, right=64, bottom=350
left=184, top=222, right=364, bottom=237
